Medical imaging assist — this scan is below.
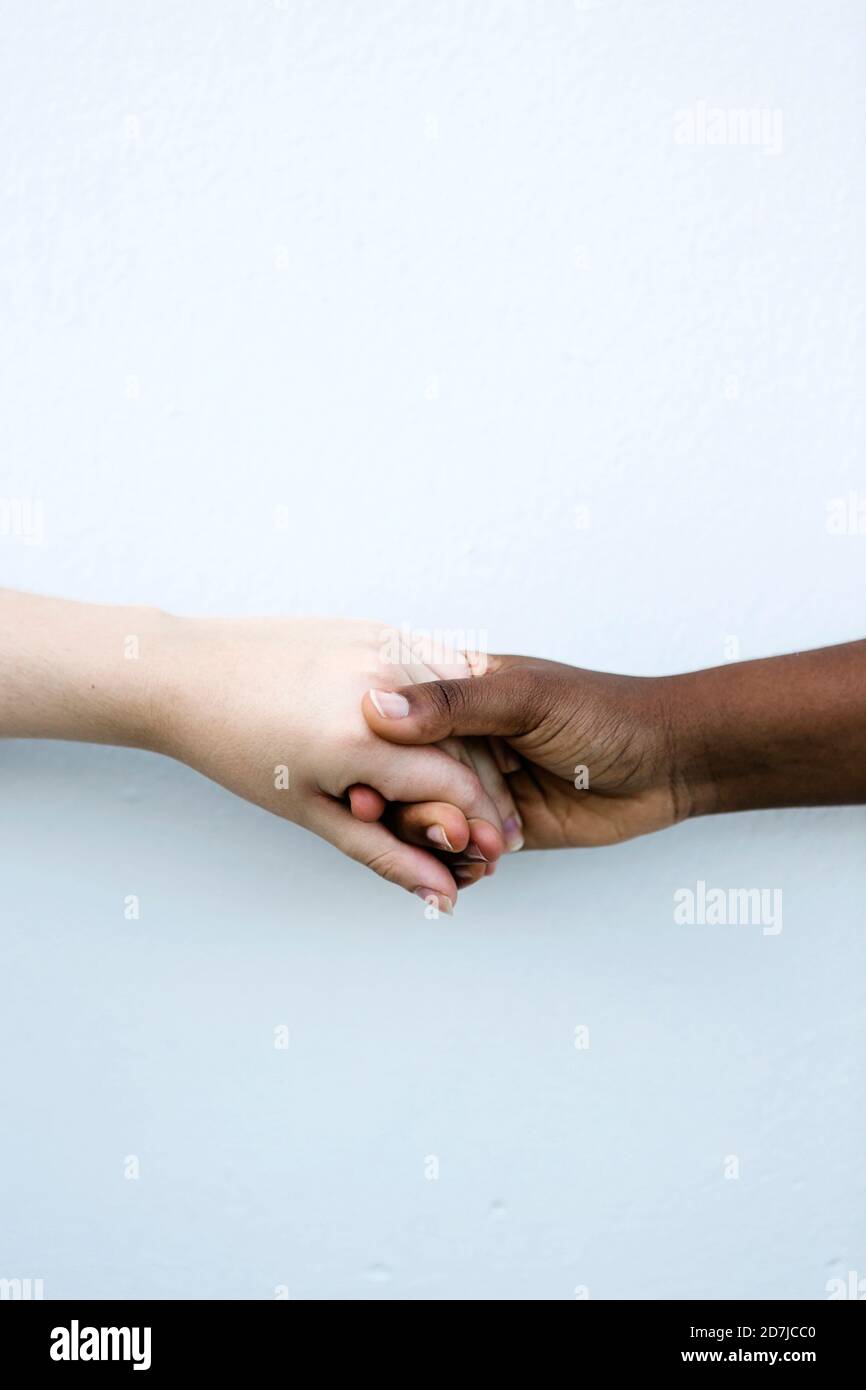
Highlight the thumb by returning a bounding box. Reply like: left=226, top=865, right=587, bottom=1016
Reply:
left=362, top=659, right=549, bottom=745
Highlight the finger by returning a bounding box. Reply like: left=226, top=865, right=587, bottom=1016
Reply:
left=402, top=651, right=516, bottom=833
left=363, top=662, right=548, bottom=745
left=457, top=737, right=523, bottom=851
left=347, top=786, right=500, bottom=861
left=346, top=784, right=387, bottom=821
left=434, top=731, right=520, bottom=842
left=384, top=648, right=522, bottom=837
left=347, top=783, right=505, bottom=863
left=310, top=800, right=457, bottom=914
left=383, top=804, right=504, bottom=861
left=488, top=735, right=522, bottom=774
left=384, top=801, right=471, bottom=854
left=464, top=817, right=503, bottom=861
left=351, top=743, right=504, bottom=829
left=451, top=861, right=486, bottom=891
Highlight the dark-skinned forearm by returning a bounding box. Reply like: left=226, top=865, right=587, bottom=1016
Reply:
left=666, top=641, right=866, bottom=816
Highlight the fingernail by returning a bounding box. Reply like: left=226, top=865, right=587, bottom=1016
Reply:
left=503, top=815, right=524, bottom=852
left=454, top=868, right=476, bottom=886
left=463, top=839, right=488, bottom=862
left=414, top=888, right=454, bottom=916
left=426, top=824, right=455, bottom=852
left=369, top=689, right=410, bottom=719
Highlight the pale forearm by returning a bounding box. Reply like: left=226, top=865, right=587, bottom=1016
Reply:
left=0, top=589, right=169, bottom=749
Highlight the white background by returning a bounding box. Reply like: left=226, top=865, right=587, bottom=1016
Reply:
left=1, top=0, right=864, bottom=1299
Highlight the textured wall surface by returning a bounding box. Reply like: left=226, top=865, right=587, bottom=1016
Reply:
left=1, top=1, right=865, bottom=1299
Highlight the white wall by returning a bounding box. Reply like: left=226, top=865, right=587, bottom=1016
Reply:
left=1, top=0, right=864, bottom=1299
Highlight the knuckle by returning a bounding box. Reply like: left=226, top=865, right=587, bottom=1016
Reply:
left=424, top=679, right=467, bottom=726
left=450, top=762, right=481, bottom=805
left=365, top=847, right=403, bottom=884
left=511, top=668, right=551, bottom=724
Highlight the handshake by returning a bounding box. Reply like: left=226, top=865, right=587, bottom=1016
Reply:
left=3, top=595, right=865, bottom=910
left=150, top=614, right=709, bottom=914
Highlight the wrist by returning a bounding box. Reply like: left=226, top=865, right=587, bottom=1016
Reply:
left=59, top=600, right=180, bottom=753
left=619, top=673, right=714, bottom=823
left=118, top=606, right=185, bottom=753
left=659, top=671, right=723, bottom=820
left=137, top=610, right=206, bottom=758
